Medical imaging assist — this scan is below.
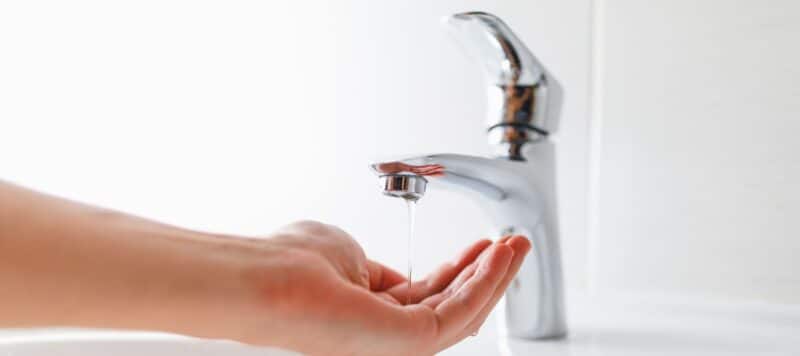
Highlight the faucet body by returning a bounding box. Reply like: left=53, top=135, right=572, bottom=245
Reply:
left=373, top=144, right=566, bottom=339
left=372, top=12, right=567, bottom=339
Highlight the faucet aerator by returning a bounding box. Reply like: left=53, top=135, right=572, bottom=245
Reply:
left=379, top=174, right=427, bottom=202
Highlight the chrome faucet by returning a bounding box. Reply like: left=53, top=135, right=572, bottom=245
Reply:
left=371, top=12, right=566, bottom=339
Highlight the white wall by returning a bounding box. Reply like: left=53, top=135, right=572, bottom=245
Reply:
left=6, top=0, right=794, bottom=347
left=0, top=1, right=591, bottom=353
left=0, top=0, right=592, bottom=285
left=591, top=0, right=800, bottom=304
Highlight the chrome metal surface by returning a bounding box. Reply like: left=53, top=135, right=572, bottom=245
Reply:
left=372, top=151, right=566, bottom=339
left=445, top=12, right=555, bottom=160
left=379, top=174, right=427, bottom=201
left=370, top=12, right=566, bottom=340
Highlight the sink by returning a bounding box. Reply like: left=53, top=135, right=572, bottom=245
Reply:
left=2, top=294, right=798, bottom=356
left=452, top=293, right=800, bottom=356
left=0, top=332, right=299, bottom=356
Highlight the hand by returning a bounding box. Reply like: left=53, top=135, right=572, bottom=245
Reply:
left=0, top=183, right=529, bottom=356
left=225, top=220, right=531, bottom=356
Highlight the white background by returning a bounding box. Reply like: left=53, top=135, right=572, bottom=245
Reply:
left=1, top=0, right=798, bottom=353
left=0, top=2, right=591, bottom=353
left=0, top=0, right=592, bottom=293
left=592, top=0, right=800, bottom=304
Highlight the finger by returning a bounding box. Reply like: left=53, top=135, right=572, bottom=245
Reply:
left=421, top=237, right=516, bottom=308
left=420, top=252, right=482, bottom=308
left=386, top=239, right=492, bottom=303
left=433, top=244, right=513, bottom=342
left=387, top=239, right=489, bottom=304
left=422, top=239, right=491, bottom=292
left=420, top=239, right=512, bottom=308
left=419, top=261, right=479, bottom=309
left=374, top=291, right=403, bottom=305
left=367, top=260, right=408, bottom=291
left=497, top=235, right=513, bottom=243
left=459, top=236, right=531, bottom=339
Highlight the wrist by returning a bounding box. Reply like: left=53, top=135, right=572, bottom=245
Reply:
left=153, top=232, right=303, bottom=346
left=136, top=232, right=266, bottom=339
left=174, top=233, right=326, bottom=348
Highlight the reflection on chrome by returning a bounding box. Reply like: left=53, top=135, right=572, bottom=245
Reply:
left=445, top=12, right=558, bottom=160
left=372, top=162, right=445, bottom=177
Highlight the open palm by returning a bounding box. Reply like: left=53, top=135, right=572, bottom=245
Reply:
left=258, top=221, right=531, bottom=356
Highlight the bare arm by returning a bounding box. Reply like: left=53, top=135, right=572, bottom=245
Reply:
left=0, top=181, right=249, bottom=335
left=0, top=181, right=530, bottom=355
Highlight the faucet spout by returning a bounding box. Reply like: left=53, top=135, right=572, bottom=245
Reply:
left=372, top=156, right=506, bottom=202
left=372, top=150, right=567, bottom=339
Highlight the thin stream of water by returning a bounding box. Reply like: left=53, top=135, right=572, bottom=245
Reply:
left=405, top=199, right=416, bottom=305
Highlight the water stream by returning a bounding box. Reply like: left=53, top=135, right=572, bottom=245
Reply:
left=405, top=199, right=416, bottom=305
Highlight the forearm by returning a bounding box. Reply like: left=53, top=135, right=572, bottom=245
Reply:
left=0, top=182, right=255, bottom=336
left=0, top=180, right=524, bottom=355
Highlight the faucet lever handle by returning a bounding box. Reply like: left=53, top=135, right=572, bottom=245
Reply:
left=444, top=12, right=544, bottom=86
left=444, top=12, right=552, bottom=160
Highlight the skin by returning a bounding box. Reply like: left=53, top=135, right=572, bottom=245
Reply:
left=0, top=182, right=531, bottom=356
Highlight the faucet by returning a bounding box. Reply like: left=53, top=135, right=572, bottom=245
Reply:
left=371, top=12, right=566, bottom=340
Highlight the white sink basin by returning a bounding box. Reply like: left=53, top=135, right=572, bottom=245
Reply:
left=497, top=295, right=800, bottom=356
left=2, top=295, right=798, bottom=356
left=450, top=294, right=800, bottom=356
left=0, top=332, right=299, bottom=356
